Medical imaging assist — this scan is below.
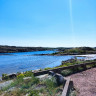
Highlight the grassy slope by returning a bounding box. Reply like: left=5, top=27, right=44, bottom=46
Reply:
left=52, top=47, right=96, bottom=55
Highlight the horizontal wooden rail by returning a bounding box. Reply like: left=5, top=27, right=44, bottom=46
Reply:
left=34, top=61, right=96, bottom=76
left=2, top=61, right=96, bottom=80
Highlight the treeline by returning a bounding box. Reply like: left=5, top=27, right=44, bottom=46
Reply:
left=52, top=47, right=96, bottom=55
left=0, top=45, right=53, bottom=53
left=0, top=45, right=96, bottom=54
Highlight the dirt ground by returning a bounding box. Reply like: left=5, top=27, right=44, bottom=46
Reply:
left=69, top=68, right=96, bottom=96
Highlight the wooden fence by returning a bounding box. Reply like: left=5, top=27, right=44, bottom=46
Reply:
left=34, top=61, right=96, bottom=76
left=2, top=61, right=96, bottom=80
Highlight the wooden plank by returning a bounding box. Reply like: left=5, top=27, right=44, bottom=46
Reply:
left=34, top=61, right=96, bottom=76
left=61, top=77, right=71, bottom=96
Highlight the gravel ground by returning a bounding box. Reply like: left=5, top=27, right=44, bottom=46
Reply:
left=69, top=68, right=96, bottom=96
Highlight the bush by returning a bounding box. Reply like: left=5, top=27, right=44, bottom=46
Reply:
left=44, top=67, right=52, bottom=70
left=61, top=69, right=73, bottom=76
left=28, top=90, right=39, bottom=96
left=2, top=74, right=9, bottom=80
left=44, top=78, right=58, bottom=96
left=17, top=73, right=24, bottom=79
left=45, top=78, right=57, bottom=89
left=24, top=71, right=33, bottom=77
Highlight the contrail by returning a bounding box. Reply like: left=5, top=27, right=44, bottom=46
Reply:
left=69, top=0, right=74, bottom=33
left=69, top=0, right=75, bottom=46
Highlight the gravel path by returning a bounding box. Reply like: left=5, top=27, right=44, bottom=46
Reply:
left=69, top=68, right=96, bottom=96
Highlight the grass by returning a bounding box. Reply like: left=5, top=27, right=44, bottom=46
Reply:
left=42, top=59, right=96, bottom=77
left=69, top=90, right=77, bottom=96
left=43, top=59, right=96, bottom=72
left=51, top=47, right=96, bottom=55
left=43, top=77, right=63, bottom=96
left=0, top=72, right=63, bottom=96
left=60, top=59, right=96, bottom=76
left=61, top=69, right=73, bottom=76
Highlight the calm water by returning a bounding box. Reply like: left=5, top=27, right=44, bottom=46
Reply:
left=0, top=50, right=83, bottom=76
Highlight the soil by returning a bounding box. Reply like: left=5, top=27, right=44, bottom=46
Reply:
left=69, top=68, right=96, bottom=96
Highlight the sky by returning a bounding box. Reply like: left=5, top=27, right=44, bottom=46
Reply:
left=0, top=0, right=96, bottom=47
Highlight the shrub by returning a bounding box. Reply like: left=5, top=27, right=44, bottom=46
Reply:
left=17, top=73, right=24, bottom=79
left=28, top=90, right=39, bottom=96
left=61, top=69, right=73, bottom=76
left=45, top=78, right=56, bottom=88
left=24, top=71, right=33, bottom=77
left=44, top=67, right=52, bottom=70
left=44, top=78, right=58, bottom=95
left=2, top=74, right=9, bottom=80
left=39, top=68, right=42, bottom=71
left=32, top=77, right=39, bottom=84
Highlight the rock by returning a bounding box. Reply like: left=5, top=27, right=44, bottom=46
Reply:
left=48, top=71, right=65, bottom=86
left=54, top=73, right=65, bottom=86
left=23, top=77, right=32, bottom=80
left=0, top=80, right=13, bottom=90
left=2, top=73, right=17, bottom=80
left=0, top=77, right=2, bottom=81
left=36, top=74, right=48, bottom=80
left=9, top=73, right=17, bottom=79
left=48, top=71, right=55, bottom=76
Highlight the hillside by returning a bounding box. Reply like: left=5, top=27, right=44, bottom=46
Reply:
left=52, top=47, right=96, bottom=55
left=0, top=45, right=53, bottom=53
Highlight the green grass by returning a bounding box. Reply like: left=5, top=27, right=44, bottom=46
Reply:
left=0, top=73, right=63, bottom=96
left=51, top=47, right=96, bottom=55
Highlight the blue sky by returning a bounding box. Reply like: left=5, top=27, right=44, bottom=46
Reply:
left=0, top=0, right=96, bottom=47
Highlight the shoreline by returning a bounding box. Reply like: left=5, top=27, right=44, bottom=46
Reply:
left=0, top=53, right=96, bottom=78
left=74, top=54, right=96, bottom=60
left=34, top=53, right=96, bottom=60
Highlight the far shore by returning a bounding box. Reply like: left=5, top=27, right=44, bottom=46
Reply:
left=34, top=53, right=96, bottom=60
left=74, top=54, right=96, bottom=60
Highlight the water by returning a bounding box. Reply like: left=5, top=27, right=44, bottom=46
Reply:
left=0, top=50, right=84, bottom=76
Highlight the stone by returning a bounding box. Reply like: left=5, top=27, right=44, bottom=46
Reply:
left=48, top=71, right=65, bottom=86
left=48, top=71, right=55, bottom=76
left=9, top=73, right=17, bottom=79
left=54, top=73, right=65, bottom=86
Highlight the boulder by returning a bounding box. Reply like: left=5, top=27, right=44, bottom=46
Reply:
left=54, top=73, right=65, bottom=86
left=48, top=71, right=55, bottom=76
left=48, top=71, right=65, bottom=86
left=9, top=74, right=17, bottom=79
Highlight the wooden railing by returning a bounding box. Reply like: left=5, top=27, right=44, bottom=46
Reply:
left=34, top=61, right=96, bottom=76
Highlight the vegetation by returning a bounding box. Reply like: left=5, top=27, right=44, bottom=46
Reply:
left=2, top=74, right=9, bottom=80
left=0, top=72, right=63, bottom=96
left=44, top=58, right=96, bottom=70
left=0, top=45, right=54, bottom=53
left=44, top=67, right=52, bottom=70
left=1, top=46, right=96, bottom=55
left=60, top=59, right=96, bottom=76
left=52, top=47, right=96, bottom=55
left=43, top=58, right=96, bottom=76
